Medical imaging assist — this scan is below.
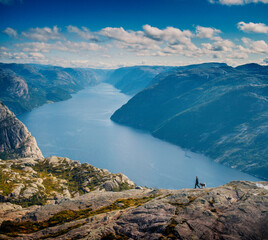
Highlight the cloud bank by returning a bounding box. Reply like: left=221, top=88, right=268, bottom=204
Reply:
left=1, top=24, right=267, bottom=68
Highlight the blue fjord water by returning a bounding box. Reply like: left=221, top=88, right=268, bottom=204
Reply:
left=18, top=83, right=261, bottom=189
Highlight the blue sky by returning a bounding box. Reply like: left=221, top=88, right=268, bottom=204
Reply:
left=0, top=0, right=267, bottom=68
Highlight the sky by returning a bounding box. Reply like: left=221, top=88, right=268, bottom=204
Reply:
left=0, top=0, right=268, bottom=68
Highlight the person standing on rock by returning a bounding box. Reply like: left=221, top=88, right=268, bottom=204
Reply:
left=195, top=176, right=200, bottom=189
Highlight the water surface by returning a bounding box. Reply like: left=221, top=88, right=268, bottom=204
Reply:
left=19, top=83, right=260, bottom=189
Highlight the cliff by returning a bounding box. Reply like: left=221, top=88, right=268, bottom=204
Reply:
left=0, top=102, right=43, bottom=160
left=0, top=181, right=267, bottom=239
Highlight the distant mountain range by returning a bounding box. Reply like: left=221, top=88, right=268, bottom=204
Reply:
left=0, top=63, right=109, bottom=115
left=105, top=65, right=173, bottom=95
left=111, top=63, right=268, bottom=180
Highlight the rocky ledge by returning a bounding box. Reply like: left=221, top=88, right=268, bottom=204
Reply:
left=0, top=156, right=136, bottom=208
left=0, top=181, right=267, bottom=239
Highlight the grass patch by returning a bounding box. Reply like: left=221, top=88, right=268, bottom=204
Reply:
left=0, top=170, right=14, bottom=196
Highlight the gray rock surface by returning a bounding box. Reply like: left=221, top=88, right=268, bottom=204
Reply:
left=0, top=156, right=136, bottom=205
left=0, top=102, right=43, bottom=159
left=0, top=181, right=267, bottom=240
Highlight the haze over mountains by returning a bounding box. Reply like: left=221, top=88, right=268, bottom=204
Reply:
left=105, top=66, right=173, bottom=95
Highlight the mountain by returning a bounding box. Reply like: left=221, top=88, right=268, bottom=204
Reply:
left=106, top=65, right=173, bottom=95
left=0, top=181, right=267, bottom=239
left=0, top=63, right=109, bottom=115
left=111, top=63, right=268, bottom=180
left=0, top=102, right=43, bottom=160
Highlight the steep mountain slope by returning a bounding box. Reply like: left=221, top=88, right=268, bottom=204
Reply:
left=111, top=64, right=268, bottom=180
left=0, top=63, right=108, bottom=114
left=106, top=65, right=173, bottom=95
left=0, top=102, right=43, bottom=160
left=0, top=181, right=267, bottom=239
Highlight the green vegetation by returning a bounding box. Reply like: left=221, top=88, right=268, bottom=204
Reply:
left=10, top=193, right=48, bottom=208
left=0, top=170, right=14, bottom=195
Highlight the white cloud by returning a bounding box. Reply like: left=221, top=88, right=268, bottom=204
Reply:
left=143, top=24, right=193, bottom=46
left=237, top=22, right=268, bottom=33
left=242, top=37, right=268, bottom=53
left=22, top=26, right=62, bottom=41
left=99, top=27, right=154, bottom=46
left=15, top=41, right=103, bottom=54
left=207, top=39, right=235, bottom=52
left=2, top=27, right=18, bottom=38
left=228, top=52, right=248, bottom=59
left=64, top=41, right=102, bottom=51
left=209, top=0, right=268, bottom=5
left=251, top=40, right=268, bottom=53
left=28, top=52, right=45, bottom=59
left=67, top=25, right=99, bottom=41
left=196, top=26, right=221, bottom=39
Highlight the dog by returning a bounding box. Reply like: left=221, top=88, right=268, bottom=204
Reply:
left=200, top=183, right=206, bottom=188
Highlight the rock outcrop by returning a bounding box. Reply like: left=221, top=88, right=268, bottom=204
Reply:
left=0, top=102, right=43, bottom=159
left=0, top=181, right=267, bottom=239
left=0, top=156, right=136, bottom=206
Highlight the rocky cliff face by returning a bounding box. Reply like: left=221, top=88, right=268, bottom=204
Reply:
left=0, top=181, right=267, bottom=239
left=0, top=102, right=43, bottom=160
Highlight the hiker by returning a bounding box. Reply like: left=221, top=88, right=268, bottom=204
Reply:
left=194, top=176, right=200, bottom=189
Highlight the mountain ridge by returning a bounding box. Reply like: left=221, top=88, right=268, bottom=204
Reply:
left=111, top=63, right=268, bottom=180
left=0, top=62, right=110, bottom=115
